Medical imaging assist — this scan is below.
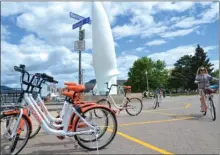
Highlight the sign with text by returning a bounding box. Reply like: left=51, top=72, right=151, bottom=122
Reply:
left=72, top=17, right=91, bottom=29
left=74, top=40, right=85, bottom=51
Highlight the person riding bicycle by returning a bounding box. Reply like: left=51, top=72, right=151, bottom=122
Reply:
left=155, top=88, right=161, bottom=98
left=195, top=66, right=218, bottom=112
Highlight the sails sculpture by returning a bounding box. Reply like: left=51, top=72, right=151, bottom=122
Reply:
left=91, top=1, right=119, bottom=95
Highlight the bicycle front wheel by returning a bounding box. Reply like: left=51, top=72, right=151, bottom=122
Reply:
left=6, top=110, right=41, bottom=140
left=1, top=112, right=31, bottom=155
left=74, top=106, right=117, bottom=150
left=209, top=98, right=216, bottom=121
left=125, top=98, right=143, bottom=116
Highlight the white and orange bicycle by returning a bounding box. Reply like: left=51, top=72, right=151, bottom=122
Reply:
left=1, top=65, right=118, bottom=155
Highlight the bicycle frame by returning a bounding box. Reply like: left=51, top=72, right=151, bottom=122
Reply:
left=9, top=93, right=97, bottom=138
left=34, top=94, right=96, bottom=128
left=106, top=94, right=128, bottom=109
left=205, top=94, right=215, bottom=108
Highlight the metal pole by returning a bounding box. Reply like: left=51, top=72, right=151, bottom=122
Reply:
left=78, top=26, right=82, bottom=84
left=82, top=69, right=84, bottom=84
left=146, top=74, right=149, bottom=91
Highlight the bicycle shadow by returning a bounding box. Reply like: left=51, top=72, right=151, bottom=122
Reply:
left=168, top=113, right=213, bottom=122
left=26, top=141, right=107, bottom=154
left=25, top=148, right=90, bottom=154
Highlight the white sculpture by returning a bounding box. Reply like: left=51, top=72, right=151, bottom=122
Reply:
left=91, top=1, right=119, bottom=95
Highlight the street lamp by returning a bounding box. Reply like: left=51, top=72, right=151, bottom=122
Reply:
left=145, top=71, right=149, bottom=91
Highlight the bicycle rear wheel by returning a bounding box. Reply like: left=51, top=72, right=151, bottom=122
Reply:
left=153, top=96, right=158, bottom=109
left=125, top=98, right=143, bottom=116
left=95, top=99, right=111, bottom=118
left=209, top=98, right=216, bottom=121
left=1, top=113, right=31, bottom=155
left=74, top=106, right=117, bottom=151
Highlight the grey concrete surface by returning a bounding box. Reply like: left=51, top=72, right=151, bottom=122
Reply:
left=17, top=95, right=220, bottom=154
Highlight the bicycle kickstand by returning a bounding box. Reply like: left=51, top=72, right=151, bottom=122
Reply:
left=70, top=137, right=79, bottom=149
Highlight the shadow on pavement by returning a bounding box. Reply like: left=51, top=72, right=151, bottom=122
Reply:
left=27, top=148, right=89, bottom=154
left=168, top=113, right=213, bottom=122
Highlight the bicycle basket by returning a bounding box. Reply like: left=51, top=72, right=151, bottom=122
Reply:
left=209, top=85, right=219, bottom=89
left=0, top=88, right=23, bottom=106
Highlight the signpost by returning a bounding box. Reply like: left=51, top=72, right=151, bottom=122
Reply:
left=72, top=17, right=91, bottom=30
left=74, top=40, right=85, bottom=51
left=70, top=12, right=91, bottom=24
left=69, top=12, right=91, bottom=84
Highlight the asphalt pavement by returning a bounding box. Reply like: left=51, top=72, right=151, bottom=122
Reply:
left=18, top=95, right=220, bottom=154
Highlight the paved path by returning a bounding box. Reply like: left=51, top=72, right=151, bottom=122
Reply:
left=20, top=95, right=220, bottom=154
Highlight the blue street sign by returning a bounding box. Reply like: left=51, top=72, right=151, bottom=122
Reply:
left=72, top=17, right=91, bottom=29
left=70, top=12, right=85, bottom=21
left=69, top=12, right=91, bottom=24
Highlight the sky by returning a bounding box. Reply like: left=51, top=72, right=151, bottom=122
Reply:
left=1, top=1, right=219, bottom=88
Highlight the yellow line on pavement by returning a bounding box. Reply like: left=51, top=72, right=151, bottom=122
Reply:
left=108, top=129, right=173, bottom=154
left=143, top=107, right=184, bottom=113
left=148, top=111, right=178, bottom=116
left=143, top=103, right=191, bottom=113
left=118, top=116, right=194, bottom=127
left=185, top=104, right=191, bottom=108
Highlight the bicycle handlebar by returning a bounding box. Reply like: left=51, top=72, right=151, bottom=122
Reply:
left=14, top=64, right=58, bottom=93
left=105, top=82, right=118, bottom=90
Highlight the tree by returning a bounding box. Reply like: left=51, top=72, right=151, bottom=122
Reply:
left=191, top=44, right=214, bottom=73
left=190, top=44, right=214, bottom=89
left=125, top=57, right=169, bottom=92
left=169, top=44, right=215, bottom=91
left=211, top=69, right=219, bottom=85
left=211, top=69, right=219, bottom=78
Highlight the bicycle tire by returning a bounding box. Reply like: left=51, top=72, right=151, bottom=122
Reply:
left=154, top=102, right=158, bottom=109
left=209, top=97, right=216, bottom=121
left=29, top=125, right=41, bottom=139
left=74, top=106, right=117, bottom=151
left=153, top=96, right=158, bottom=109
left=95, top=99, right=111, bottom=118
left=27, top=112, right=41, bottom=139
left=71, top=108, right=109, bottom=143
left=125, top=98, right=143, bottom=116
left=1, top=113, right=31, bottom=155
left=6, top=112, right=41, bottom=140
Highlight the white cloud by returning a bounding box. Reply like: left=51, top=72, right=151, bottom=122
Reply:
left=173, top=17, right=199, bottom=28
left=155, top=2, right=194, bottom=12
left=203, top=46, right=217, bottom=52
left=210, top=60, right=219, bottom=71
left=1, top=1, right=218, bottom=86
left=161, top=27, right=197, bottom=38
left=173, top=2, right=219, bottom=29
left=1, top=25, right=10, bottom=40
left=135, top=47, right=145, bottom=52
left=113, top=24, right=141, bottom=40
left=114, top=41, right=119, bottom=47
left=1, top=35, right=94, bottom=87
left=145, top=39, right=167, bottom=46
left=199, top=2, right=219, bottom=23
left=15, top=2, right=93, bottom=50
left=148, top=44, right=217, bottom=66
left=3, top=1, right=217, bottom=44
left=117, top=54, right=139, bottom=79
